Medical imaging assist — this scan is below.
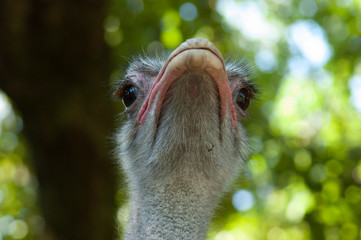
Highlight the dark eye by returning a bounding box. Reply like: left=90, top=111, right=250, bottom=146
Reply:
left=121, top=85, right=138, bottom=107
left=236, top=88, right=251, bottom=111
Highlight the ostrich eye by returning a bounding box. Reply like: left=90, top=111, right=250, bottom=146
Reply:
left=236, top=88, right=251, bottom=111
left=121, top=85, right=138, bottom=107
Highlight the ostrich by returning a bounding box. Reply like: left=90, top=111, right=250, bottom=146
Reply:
left=114, top=38, right=256, bottom=240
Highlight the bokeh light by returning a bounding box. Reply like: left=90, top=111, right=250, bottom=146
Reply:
left=348, top=75, right=361, bottom=112
left=299, top=0, right=318, bottom=17
left=160, top=10, right=183, bottom=48
left=104, top=15, right=123, bottom=47
left=232, top=190, right=255, bottom=211
left=0, top=91, right=43, bottom=239
left=287, top=20, right=333, bottom=69
left=179, top=3, right=198, bottom=22
left=217, top=0, right=281, bottom=42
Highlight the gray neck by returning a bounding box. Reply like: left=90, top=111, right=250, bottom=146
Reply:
left=124, top=179, right=220, bottom=240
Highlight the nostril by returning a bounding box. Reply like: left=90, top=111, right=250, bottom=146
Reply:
left=186, top=38, right=209, bottom=48
left=186, top=50, right=204, bottom=69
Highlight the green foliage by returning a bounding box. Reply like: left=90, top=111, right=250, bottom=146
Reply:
left=105, top=0, right=361, bottom=239
left=0, top=93, right=43, bottom=239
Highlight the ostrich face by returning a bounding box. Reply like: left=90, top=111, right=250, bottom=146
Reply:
left=115, top=38, right=256, bottom=189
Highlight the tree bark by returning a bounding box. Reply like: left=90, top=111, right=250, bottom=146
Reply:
left=0, top=0, right=117, bottom=239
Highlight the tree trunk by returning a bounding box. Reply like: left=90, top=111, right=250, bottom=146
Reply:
left=0, top=0, right=117, bottom=239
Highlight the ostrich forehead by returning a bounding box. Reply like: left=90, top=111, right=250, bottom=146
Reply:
left=125, top=54, right=254, bottom=85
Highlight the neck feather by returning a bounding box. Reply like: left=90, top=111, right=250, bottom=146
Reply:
left=124, top=179, right=220, bottom=240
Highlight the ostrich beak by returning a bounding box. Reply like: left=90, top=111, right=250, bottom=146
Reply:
left=137, top=38, right=237, bottom=128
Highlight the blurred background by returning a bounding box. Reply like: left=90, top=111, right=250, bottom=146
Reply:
left=0, top=0, right=361, bottom=239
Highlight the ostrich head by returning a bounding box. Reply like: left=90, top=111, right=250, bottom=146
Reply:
left=114, top=38, right=256, bottom=240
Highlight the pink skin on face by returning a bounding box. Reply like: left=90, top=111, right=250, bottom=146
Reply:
left=137, top=38, right=237, bottom=128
